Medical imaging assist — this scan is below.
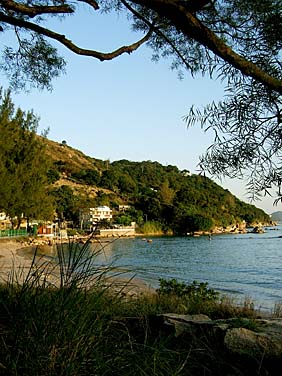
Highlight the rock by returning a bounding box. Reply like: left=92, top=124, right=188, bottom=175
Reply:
left=224, top=324, right=282, bottom=358
left=161, top=313, right=212, bottom=337
left=225, top=327, right=268, bottom=357
left=159, top=314, right=282, bottom=359
left=252, top=226, right=265, bottom=234
left=162, top=313, right=211, bottom=322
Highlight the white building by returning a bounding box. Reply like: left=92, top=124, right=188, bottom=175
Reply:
left=80, top=206, right=113, bottom=229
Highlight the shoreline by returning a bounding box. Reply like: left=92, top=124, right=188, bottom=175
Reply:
left=0, top=238, right=32, bottom=283
left=0, top=237, right=277, bottom=317
left=0, top=238, right=155, bottom=295
left=0, top=238, right=31, bottom=267
left=0, top=238, right=275, bottom=318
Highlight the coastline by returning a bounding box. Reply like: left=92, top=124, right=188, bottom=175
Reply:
left=0, top=238, right=155, bottom=295
left=0, top=238, right=32, bottom=283
left=0, top=238, right=273, bottom=318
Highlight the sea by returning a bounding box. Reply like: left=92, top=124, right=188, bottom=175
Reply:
left=29, top=225, right=282, bottom=312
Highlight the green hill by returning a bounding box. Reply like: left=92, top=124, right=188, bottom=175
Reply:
left=44, top=138, right=270, bottom=234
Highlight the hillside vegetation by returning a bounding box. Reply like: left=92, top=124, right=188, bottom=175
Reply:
left=44, top=138, right=270, bottom=233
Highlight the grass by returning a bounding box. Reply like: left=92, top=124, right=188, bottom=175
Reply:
left=0, top=237, right=279, bottom=375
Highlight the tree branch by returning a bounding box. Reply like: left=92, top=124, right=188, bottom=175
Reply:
left=0, top=0, right=74, bottom=17
left=120, top=0, right=191, bottom=70
left=0, top=11, right=153, bottom=61
left=176, top=0, right=212, bottom=13
left=1, top=0, right=281, bottom=95
left=129, top=0, right=282, bottom=95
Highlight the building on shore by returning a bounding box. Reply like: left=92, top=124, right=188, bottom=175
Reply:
left=79, top=206, right=113, bottom=230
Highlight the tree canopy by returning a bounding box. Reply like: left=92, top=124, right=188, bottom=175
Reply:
left=0, top=0, right=281, bottom=200
left=57, top=157, right=270, bottom=232
left=0, top=89, right=53, bottom=226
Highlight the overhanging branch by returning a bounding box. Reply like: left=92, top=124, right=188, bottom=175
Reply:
left=129, top=0, right=282, bottom=95
left=0, top=0, right=281, bottom=95
left=0, top=11, right=153, bottom=61
left=0, top=0, right=74, bottom=17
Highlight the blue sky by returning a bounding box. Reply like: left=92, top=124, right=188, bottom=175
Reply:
left=2, top=5, right=281, bottom=214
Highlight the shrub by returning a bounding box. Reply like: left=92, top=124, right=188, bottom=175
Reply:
left=46, top=168, right=60, bottom=183
left=67, top=229, right=86, bottom=237
left=138, top=220, right=163, bottom=234
left=157, top=278, right=219, bottom=302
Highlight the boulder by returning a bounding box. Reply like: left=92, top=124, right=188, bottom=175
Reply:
left=159, top=314, right=282, bottom=359
left=162, top=313, right=212, bottom=337
left=225, top=320, right=282, bottom=358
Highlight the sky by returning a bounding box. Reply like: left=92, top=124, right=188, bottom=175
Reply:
left=1, top=5, right=281, bottom=215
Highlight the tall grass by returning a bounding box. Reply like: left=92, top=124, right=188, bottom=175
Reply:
left=0, top=236, right=279, bottom=375
left=0, top=238, right=127, bottom=375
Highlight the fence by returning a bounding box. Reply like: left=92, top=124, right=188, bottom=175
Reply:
left=0, top=229, right=27, bottom=237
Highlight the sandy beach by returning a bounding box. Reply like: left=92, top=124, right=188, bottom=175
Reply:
left=0, top=239, right=32, bottom=283
left=0, top=238, right=155, bottom=295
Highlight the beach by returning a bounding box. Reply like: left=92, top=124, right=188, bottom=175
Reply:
left=0, top=239, right=31, bottom=281
left=0, top=238, right=155, bottom=295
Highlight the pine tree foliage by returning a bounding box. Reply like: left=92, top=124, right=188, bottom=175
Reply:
left=0, top=89, right=53, bottom=226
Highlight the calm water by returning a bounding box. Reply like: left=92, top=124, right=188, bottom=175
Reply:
left=91, top=226, right=282, bottom=311
left=31, top=226, right=282, bottom=311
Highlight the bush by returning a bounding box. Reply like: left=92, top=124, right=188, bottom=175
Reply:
left=67, top=229, right=86, bottom=237
left=71, top=169, right=100, bottom=185
left=157, top=278, right=219, bottom=302
left=138, top=220, right=163, bottom=234
left=46, top=168, right=60, bottom=183
left=114, top=214, right=132, bottom=226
